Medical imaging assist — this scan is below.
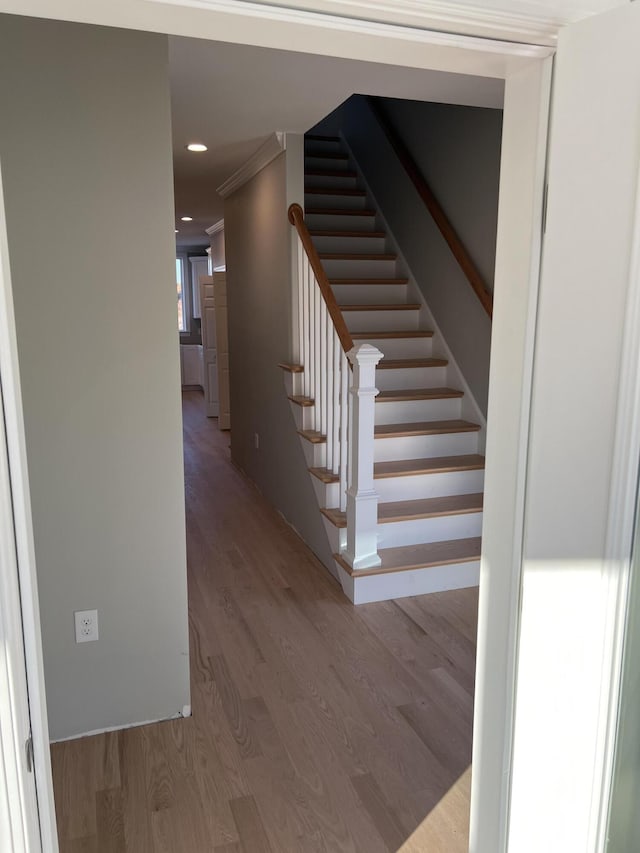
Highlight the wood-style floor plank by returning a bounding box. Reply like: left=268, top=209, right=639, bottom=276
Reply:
left=51, top=391, right=478, bottom=852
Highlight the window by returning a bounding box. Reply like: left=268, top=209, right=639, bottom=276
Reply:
left=176, top=257, right=187, bottom=332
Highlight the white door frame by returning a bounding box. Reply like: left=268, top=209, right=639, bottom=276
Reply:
left=0, top=2, right=561, bottom=851
left=0, top=162, right=58, bottom=850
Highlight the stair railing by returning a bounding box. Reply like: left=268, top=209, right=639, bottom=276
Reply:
left=288, top=203, right=383, bottom=569
left=367, top=96, right=494, bottom=320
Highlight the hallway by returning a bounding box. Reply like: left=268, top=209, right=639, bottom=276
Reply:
left=50, top=391, right=477, bottom=852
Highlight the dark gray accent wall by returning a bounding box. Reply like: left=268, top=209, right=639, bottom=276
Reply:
left=313, top=95, right=502, bottom=415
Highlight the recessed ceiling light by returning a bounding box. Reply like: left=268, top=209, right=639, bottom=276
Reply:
left=186, top=143, right=207, bottom=152
left=181, top=216, right=193, bottom=222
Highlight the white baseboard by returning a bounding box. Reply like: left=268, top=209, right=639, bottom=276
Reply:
left=50, top=705, right=191, bottom=743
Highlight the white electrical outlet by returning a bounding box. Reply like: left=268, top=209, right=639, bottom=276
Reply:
left=74, top=609, right=99, bottom=643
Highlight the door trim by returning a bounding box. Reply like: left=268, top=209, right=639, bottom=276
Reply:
left=0, top=4, right=558, bottom=851
left=0, top=160, right=58, bottom=851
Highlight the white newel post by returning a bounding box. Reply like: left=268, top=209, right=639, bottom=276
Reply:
left=344, top=343, right=383, bottom=570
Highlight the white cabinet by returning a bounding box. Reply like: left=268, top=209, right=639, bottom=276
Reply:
left=180, top=344, right=203, bottom=388
left=189, top=256, right=209, bottom=319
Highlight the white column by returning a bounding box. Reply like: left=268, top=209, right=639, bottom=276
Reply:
left=344, top=343, right=383, bottom=570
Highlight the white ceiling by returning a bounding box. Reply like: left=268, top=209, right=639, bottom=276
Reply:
left=169, top=37, right=505, bottom=247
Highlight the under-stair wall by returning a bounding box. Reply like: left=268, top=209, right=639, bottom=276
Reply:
left=311, top=95, right=502, bottom=416
left=224, top=145, right=336, bottom=574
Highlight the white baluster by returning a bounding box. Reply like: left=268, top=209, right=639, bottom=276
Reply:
left=343, top=344, right=383, bottom=570
left=302, top=250, right=310, bottom=397
left=295, top=237, right=303, bottom=366
left=332, top=335, right=340, bottom=475
left=319, top=299, right=328, bottom=440
left=339, top=350, right=349, bottom=513
left=308, top=260, right=315, bottom=405
left=326, top=316, right=334, bottom=471
left=314, top=285, right=321, bottom=431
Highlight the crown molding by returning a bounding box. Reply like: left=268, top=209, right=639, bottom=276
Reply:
left=149, top=0, right=566, bottom=46
left=205, top=219, right=225, bottom=236
left=217, top=132, right=287, bottom=198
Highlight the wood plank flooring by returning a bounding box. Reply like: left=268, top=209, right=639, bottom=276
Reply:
left=51, top=391, right=478, bottom=852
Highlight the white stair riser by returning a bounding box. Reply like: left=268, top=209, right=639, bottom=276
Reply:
left=282, top=372, right=297, bottom=397
left=375, top=397, right=462, bottom=425
left=355, top=336, right=432, bottom=359
left=321, top=258, right=397, bottom=278
left=330, top=284, right=409, bottom=305
left=304, top=192, right=368, bottom=211
left=375, top=468, right=485, bottom=502
left=311, top=235, right=387, bottom=254
left=322, top=517, right=346, bottom=553
left=377, top=512, right=483, bottom=549
left=374, top=431, right=479, bottom=462
left=305, top=212, right=378, bottom=232
left=344, top=309, right=419, bottom=333
left=338, top=559, right=480, bottom=605
left=315, top=467, right=485, bottom=507
left=376, top=366, right=448, bottom=390
left=305, top=174, right=358, bottom=190
left=310, top=475, right=335, bottom=508
left=300, top=439, right=326, bottom=469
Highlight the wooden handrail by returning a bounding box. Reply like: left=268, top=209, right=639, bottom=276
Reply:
left=367, top=97, right=493, bottom=320
left=288, top=203, right=354, bottom=354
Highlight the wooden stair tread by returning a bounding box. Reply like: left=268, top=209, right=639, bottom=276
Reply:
left=376, top=387, right=464, bottom=402
left=306, top=188, right=367, bottom=196
left=288, top=395, right=314, bottom=407
left=278, top=362, right=304, bottom=373
left=320, top=253, right=397, bottom=261
left=298, top=429, right=326, bottom=444
left=304, top=152, right=349, bottom=160
left=374, top=454, right=485, bottom=478
left=339, top=303, right=420, bottom=311
left=310, top=453, right=485, bottom=484
left=322, top=492, right=483, bottom=528
left=305, top=208, right=376, bottom=217
left=352, top=330, right=433, bottom=339
left=309, top=466, right=340, bottom=484
left=334, top=537, right=482, bottom=577
left=310, top=230, right=386, bottom=238
left=305, top=170, right=357, bottom=178
left=375, top=419, right=480, bottom=438
left=329, top=278, right=408, bottom=285
left=378, top=357, right=448, bottom=369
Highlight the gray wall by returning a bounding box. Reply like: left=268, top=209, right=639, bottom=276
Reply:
left=314, top=95, right=501, bottom=415
left=0, top=16, right=190, bottom=740
left=224, top=152, right=334, bottom=571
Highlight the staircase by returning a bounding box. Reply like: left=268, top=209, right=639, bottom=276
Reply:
left=281, top=133, right=485, bottom=604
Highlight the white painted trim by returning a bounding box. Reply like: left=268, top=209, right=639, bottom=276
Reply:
left=217, top=132, right=286, bottom=198
left=50, top=709, right=189, bottom=744
left=0, top=162, right=58, bottom=850
left=470, top=56, right=553, bottom=853
left=589, top=144, right=640, bottom=853
left=205, top=219, right=224, bottom=236
left=149, top=0, right=562, bottom=48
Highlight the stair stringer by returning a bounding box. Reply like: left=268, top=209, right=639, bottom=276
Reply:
left=338, top=133, right=488, bottom=454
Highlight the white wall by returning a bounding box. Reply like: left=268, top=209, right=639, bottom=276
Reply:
left=0, top=15, right=190, bottom=740
left=224, top=151, right=335, bottom=571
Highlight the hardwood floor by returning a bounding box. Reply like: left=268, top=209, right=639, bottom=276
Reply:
left=51, top=391, right=478, bottom=852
